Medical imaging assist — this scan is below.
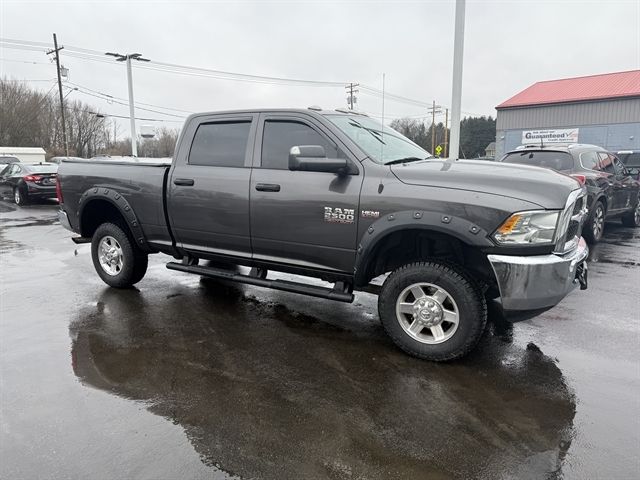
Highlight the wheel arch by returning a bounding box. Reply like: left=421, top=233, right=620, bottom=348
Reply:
left=354, top=210, right=497, bottom=290
left=593, top=194, right=607, bottom=212
left=78, top=188, right=151, bottom=252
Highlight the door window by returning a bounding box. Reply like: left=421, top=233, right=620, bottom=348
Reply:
left=261, top=120, right=340, bottom=170
left=188, top=121, right=252, bottom=167
left=580, top=151, right=601, bottom=171
left=612, top=157, right=626, bottom=176
left=598, top=152, right=615, bottom=174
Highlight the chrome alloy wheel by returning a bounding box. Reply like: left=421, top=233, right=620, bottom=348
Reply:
left=635, top=201, right=640, bottom=225
left=98, top=235, right=124, bottom=276
left=593, top=204, right=605, bottom=238
left=14, top=188, right=21, bottom=204
left=395, top=283, right=459, bottom=344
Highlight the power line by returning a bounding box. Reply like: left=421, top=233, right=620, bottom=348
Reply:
left=65, top=85, right=186, bottom=118
left=66, top=105, right=183, bottom=123
left=2, top=37, right=493, bottom=117
left=64, top=80, right=193, bottom=114
left=2, top=38, right=348, bottom=87
left=359, top=85, right=432, bottom=108
left=0, top=57, right=52, bottom=65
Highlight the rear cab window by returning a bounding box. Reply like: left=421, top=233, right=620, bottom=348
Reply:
left=188, top=121, right=252, bottom=167
left=501, top=150, right=574, bottom=172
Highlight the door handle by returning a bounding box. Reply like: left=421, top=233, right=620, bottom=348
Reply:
left=173, top=178, right=194, bottom=186
left=255, top=183, right=281, bottom=192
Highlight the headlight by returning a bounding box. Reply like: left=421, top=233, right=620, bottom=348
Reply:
left=493, top=210, right=559, bottom=245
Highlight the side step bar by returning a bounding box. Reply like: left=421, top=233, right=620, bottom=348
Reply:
left=166, top=262, right=354, bottom=303
left=71, top=236, right=91, bottom=244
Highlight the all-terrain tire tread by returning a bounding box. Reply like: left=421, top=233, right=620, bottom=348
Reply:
left=378, top=261, right=487, bottom=362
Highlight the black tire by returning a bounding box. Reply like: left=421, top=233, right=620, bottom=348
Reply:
left=13, top=186, right=28, bottom=205
left=378, top=261, right=487, bottom=362
left=91, top=222, right=148, bottom=288
left=583, top=200, right=605, bottom=244
left=621, top=197, right=640, bottom=228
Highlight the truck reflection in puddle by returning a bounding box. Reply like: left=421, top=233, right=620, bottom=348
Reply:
left=70, top=279, right=575, bottom=480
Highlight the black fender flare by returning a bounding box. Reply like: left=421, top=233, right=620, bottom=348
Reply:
left=353, top=210, right=495, bottom=287
left=77, top=186, right=151, bottom=252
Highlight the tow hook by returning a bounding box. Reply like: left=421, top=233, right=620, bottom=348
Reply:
left=576, top=262, right=588, bottom=290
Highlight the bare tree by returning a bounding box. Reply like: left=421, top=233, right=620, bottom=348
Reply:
left=0, top=77, right=111, bottom=158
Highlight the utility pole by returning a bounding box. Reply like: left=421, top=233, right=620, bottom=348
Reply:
left=444, top=108, right=449, bottom=157
left=106, top=52, right=150, bottom=156
left=449, top=0, right=466, bottom=160
left=47, top=33, right=68, bottom=156
left=428, top=100, right=442, bottom=154
left=345, top=83, right=359, bottom=110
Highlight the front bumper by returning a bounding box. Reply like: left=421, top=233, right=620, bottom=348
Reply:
left=57, top=209, right=74, bottom=232
left=488, top=237, right=589, bottom=311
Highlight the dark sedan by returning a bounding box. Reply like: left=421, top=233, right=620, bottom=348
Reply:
left=500, top=144, right=640, bottom=243
left=0, top=155, right=20, bottom=166
left=0, top=162, right=58, bottom=205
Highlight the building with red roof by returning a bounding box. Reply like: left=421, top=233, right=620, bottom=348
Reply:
left=495, top=70, right=640, bottom=159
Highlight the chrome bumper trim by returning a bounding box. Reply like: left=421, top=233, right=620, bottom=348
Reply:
left=488, top=237, right=589, bottom=311
left=57, top=209, right=73, bottom=232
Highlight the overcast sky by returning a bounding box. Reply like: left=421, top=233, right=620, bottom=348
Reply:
left=1, top=0, right=639, bottom=137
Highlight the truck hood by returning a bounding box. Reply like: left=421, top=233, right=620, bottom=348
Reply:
left=391, top=159, right=579, bottom=209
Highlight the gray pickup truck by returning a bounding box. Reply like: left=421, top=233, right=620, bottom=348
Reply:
left=57, top=108, right=589, bottom=361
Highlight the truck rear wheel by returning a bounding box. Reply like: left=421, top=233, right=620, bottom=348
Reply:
left=378, top=261, right=487, bottom=361
left=91, top=222, right=148, bottom=288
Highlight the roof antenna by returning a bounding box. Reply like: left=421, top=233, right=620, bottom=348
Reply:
left=380, top=72, right=385, bottom=162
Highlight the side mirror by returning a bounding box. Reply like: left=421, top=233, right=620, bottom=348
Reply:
left=288, top=145, right=348, bottom=174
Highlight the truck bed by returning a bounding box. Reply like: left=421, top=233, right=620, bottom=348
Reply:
left=58, top=158, right=172, bottom=248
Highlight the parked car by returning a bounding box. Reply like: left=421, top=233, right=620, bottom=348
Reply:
left=500, top=144, right=640, bottom=243
left=57, top=108, right=589, bottom=362
left=617, top=150, right=640, bottom=180
left=48, top=156, right=85, bottom=164
left=0, top=162, right=58, bottom=205
left=0, top=155, right=20, bottom=166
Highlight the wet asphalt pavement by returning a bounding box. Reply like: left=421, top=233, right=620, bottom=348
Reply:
left=1, top=201, right=639, bottom=479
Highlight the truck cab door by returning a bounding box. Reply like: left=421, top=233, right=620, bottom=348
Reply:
left=166, top=114, right=257, bottom=258
left=249, top=113, right=364, bottom=273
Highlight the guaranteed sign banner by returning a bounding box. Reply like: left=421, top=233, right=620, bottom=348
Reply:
left=522, top=128, right=579, bottom=144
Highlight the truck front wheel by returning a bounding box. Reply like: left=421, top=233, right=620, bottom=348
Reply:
left=91, top=222, right=148, bottom=288
left=378, top=261, right=487, bottom=361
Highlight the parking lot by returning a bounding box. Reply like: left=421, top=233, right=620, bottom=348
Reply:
left=1, top=200, right=638, bottom=479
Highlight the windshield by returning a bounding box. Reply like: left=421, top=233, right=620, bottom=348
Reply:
left=501, top=150, right=574, bottom=172
left=325, top=114, right=432, bottom=165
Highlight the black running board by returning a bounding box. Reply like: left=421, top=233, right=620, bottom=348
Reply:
left=166, top=262, right=354, bottom=303
left=71, top=236, right=91, bottom=244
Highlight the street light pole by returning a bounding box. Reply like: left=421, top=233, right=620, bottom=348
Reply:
left=125, top=56, right=137, bottom=156
left=106, top=52, right=150, bottom=157
left=449, top=0, right=466, bottom=160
